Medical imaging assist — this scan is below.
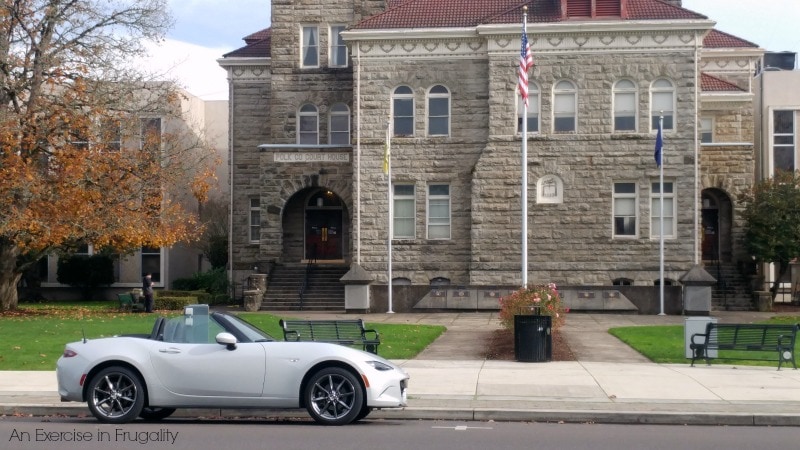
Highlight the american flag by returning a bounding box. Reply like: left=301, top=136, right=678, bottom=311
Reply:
left=518, top=25, right=534, bottom=108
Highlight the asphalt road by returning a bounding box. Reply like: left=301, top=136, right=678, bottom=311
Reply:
left=1, top=416, right=797, bottom=450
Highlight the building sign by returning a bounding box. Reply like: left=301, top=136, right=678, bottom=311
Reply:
left=274, top=152, right=350, bottom=163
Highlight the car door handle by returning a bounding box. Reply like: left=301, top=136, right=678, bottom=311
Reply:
left=158, top=348, right=181, bottom=354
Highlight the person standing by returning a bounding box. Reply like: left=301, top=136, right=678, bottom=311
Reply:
left=142, top=273, right=154, bottom=313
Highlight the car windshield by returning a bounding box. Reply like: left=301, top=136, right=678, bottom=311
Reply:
left=222, top=314, right=275, bottom=342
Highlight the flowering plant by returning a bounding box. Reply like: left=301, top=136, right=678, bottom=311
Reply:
left=498, top=283, right=567, bottom=331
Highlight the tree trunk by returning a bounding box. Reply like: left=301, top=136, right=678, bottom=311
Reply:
left=0, top=243, right=22, bottom=312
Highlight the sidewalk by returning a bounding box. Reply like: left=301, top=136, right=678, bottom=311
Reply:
left=2, top=311, right=800, bottom=426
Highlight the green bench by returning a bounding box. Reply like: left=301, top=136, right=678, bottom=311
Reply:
left=117, top=293, right=145, bottom=312
left=279, top=319, right=381, bottom=354
left=690, top=323, right=799, bottom=370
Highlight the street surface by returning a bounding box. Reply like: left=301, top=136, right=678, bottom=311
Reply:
left=1, top=416, right=797, bottom=450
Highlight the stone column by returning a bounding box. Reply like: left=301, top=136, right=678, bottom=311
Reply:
left=341, top=263, right=373, bottom=312
left=680, top=264, right=717, bottom=315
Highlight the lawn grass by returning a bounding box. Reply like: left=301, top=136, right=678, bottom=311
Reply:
left=0, top=303, right=445, bottom=370
left=609, top=315, right=800, bottom=367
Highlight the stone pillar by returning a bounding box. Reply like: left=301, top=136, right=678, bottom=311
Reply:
left=243, top=274, right=267, bottom=312
left=341, top=263, right=373, bottom=312
left=680, top=264, right=717, bottom=315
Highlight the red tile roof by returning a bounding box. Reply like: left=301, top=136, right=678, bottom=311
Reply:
left=700, top=73, right=745, bottom=92
left=353, top=0, right=706, bottom=30
left=224, top=28, right=271, bottom=58
left=702, top=29, right=759, bottom=49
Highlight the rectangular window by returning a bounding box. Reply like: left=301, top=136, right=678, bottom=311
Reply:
left=613, top=182, right=637, bottom=238
left=517, top=95, right=539, bottom=133
left=301, top=26, right=319, bottom=67
left=554, top=92, right=576, bottom=132
left=774, top=110, right=795, bottom=172
left=249, top=198, right=260, bottom=243
left=393, top=184, right=415, bottom=239
left=141, top=246, right=161, bottom=282
left=393, top=97, right=414, bottom=136
left=700, top=117, right=713, bottom=143
left=651, top=181, right=675, bottom=239
left=329, top=25, right=347, bottom=67
left=427, top=184, right=451, bottom=240
left=140, top=118, right=162, bottom=152
left=614, top=91, right=636, bottom=131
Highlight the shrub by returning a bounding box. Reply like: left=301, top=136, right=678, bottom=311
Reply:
left=499, top=284, right=567, bottom=331
left=56, top=254, right=115, bottom=300
left=171, top=267, right=228, bottom=295
left=155, top=296, right=197, bottom=310
left=157, top=290, right=212, bottom=304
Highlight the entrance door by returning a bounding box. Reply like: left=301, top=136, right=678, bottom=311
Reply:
left=305, top=209, right=343, bottom=260
left=701, top=206, right=719, bottom=261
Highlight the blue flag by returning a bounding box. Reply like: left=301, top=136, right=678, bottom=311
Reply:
left=654, top=119, right=663, bottom=168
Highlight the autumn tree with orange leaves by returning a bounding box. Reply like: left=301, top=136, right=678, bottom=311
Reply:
left=0, top=0, right=218, bottom=310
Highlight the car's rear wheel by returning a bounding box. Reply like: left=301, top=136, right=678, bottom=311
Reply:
left=304, top=367, right=364, bottom=425
left=86, top=366, right=145, bottom=424
left=139, top=406, right=176, bottom=421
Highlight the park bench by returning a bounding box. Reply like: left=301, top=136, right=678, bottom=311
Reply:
left=117, top=292, right=145, bottom=312
left=279, top=319, right=381, bottom=354
left=689, top=323, right=799, bottom=370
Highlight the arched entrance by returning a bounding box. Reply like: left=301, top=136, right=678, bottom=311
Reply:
left=281, top=188, right=348, bottom=262
left=701, top=189, right=733, bottom=262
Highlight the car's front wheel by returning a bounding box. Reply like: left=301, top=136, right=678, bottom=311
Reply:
left=86, top=366, right=145, bottom=424
left=304, top=367, right=364, bottom=425
left=139, top=406, right=176, bottom=421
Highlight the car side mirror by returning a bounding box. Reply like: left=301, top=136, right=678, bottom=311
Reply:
left=216, top=332, right=237, bottom=351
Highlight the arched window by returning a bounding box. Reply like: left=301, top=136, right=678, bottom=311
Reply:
left=427, top=85, right=450, bottom=136
left=612, top=278, right=633, bottom=286
left=651, top=79, right=675, bottom=131
left=392, top=86, right=414, bottom=136
left=298, top=104, right=319, bottom=145
left=613, top=79, right=637, bottom=132
left=553, top=80, right=577, bottom=132
left=329, top=103, right=350, bottom=145
left=517, top=81, right=540, bottom=133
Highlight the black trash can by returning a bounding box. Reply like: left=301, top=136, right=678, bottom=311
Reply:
left=514, top=315, right=552, bottom=362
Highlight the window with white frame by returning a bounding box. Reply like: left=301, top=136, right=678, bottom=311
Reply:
left=329, top=103, right=350, bottom=145
left=773, top=110, right=795, bottom=172
left=249, top=198, right=260, bottom=243
left=650, top=79, right=675, bottom=130
left=517, top=81, right=540, bottom=133
left=613, top=182, right=637, bottom=238
left=329, top=25, right=347, bottom=67
left=141, top=246, right=161, bottom=282
left=427, top=85, right=450, bottom=136
left=650, top=181, right=675, bottom=239
left=298, top=104, right=319, bottom=144
left=301, top=26, right=319, bottom=67
left=613, top=79, right=637, bottom=132
left=427, top=184, right=451, bottom=239
left=393, top=184, right=415, bottom=239
left=553, top=80, right=577, bottom=132
left=700, top=117, right=713, bottom=143
left=102, top=119, right=122, bottom=151
left=392, top=86, right=414, bottom=136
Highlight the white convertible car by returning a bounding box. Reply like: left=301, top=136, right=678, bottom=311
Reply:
left=57, top=305, right=409, bottom=425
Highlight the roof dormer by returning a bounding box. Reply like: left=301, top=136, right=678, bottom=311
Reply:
left=561, top=0, right=627, bottom=19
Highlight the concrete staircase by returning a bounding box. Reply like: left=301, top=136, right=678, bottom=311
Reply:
left=706, top=262, right=754, bottom=311
left=260, top=263, right=348, bottom=311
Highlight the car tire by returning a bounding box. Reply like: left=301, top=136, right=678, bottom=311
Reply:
left=355, top=405, right=372, bottom=422
left=139, top=406, right=176, bottom=421
left=304, top=367, right=364, bottom=425
left=86, top=366, right=145, bottom=424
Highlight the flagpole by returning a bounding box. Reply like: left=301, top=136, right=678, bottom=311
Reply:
left=385, top=120, right=394, bottom=314
left=658, top=115, right=665, bottom=316
left=520, top=6, right=530, bottom=288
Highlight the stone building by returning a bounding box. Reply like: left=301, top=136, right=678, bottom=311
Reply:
left=219, top=0, right=762, bottom=312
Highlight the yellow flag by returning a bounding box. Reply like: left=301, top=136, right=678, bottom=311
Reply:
left=383, top=128, right=391, bottom=174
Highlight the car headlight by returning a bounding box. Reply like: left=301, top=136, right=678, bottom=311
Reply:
left=365, top=360, right=394, bottom=372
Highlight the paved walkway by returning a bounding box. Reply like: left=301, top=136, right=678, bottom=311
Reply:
left=2, top=310, right=800, bottom=426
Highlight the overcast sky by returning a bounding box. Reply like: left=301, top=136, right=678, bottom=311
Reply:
left=146, top=0, right=800, bottom=100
